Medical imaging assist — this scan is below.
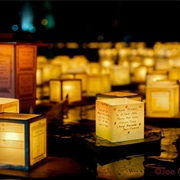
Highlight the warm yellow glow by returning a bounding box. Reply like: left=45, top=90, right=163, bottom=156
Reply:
left=118, top=48, right=130, bottom=57
left=50, top=79, right=82, bottom=103
left=146, top=80, right=179, bottom=117
left=42, top=63, right=62, bottom=83
left=60, top=72, right=88, bottom=93
left=51, top=55, right=71, bottom=73
left=100, top=59, right=114, bottom=67
left=63, top=84, right=72, bottom=91
left=132, top=66, right=147, bottom=83
left=0, top=122, right=25, bottom=166
left=69, top=55, right=89, bottom=72
left=86, top=62, right=101, bottom=75
left=87, top=42, right=101, bottom=49
left=49, top=81, right=61, bottom=102
left=96, top=98, right=144, bottom=142
left=96, top=91, right=142, bottom=101
left=118, top=59, right=129, bottom=67
left=36, top=68, right=43, bottom=85
left=61, top=73, right=74, bottom=79
left=37, top=56, right=48, bottom=66
left=30, top=117, right=47, bottom=166
left=129, top=59, right=142, bottom=74
left=0, top=97, right=19, bottom=113
left=99, top=42, right=113, bottom=49
left=110, top=65, right=130, bottom=85
left=155, top=58, right=170, bottom=71
left=75, top=73, right=88, bottom=93
left=169, top=68, right=180, bottom=81
left=146, top=71, right=168, bottom=85
left=86, top=74, right=111, bottom=96
left=65, top=42, right=79, bottom=49
left=1, top=132, right=23, bottom=140
left=62, top=80, right=82, bottom=102
left=142, top=57, right=155, bottom=67
left=114, top=42, right=127, bottom=49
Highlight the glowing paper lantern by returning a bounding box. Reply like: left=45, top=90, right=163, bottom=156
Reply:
left=110, top=65, right=131, bottom=86
left=51, top=55, right=71, bottom=73
left=0, top=112, right=47, bottom=170
left=146, top=80, right=179, bottom=117
left=146, top=70, right=168, bottom=85
left=60, top=72, right=88, bottom=93
left=132, top=66, right=147, bottom=83
left=86, top=62, right=101, bottom=75
left=142, top=57, right=155, bottom=67
left=155, top=58, right=170, bottom=71
left=0, top=97, right=19, bottom=113
left=96, top=98, right=144, bottom=142
left=41, top=63, right=62, bottom=83
left=86, top=74, right=111, bottom=96
left=49, top=79, right=82, bottom=104
left=168, top=68, right=180, bottom=81
left=0, top=42, right=48, bottom=113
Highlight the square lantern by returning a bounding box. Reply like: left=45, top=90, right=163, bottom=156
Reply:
left=86, top=74, right=111, bottom=96
left=146, top=70, right=168, bottom=85
left=0, top=42, right=49, bottom=113
left=0, top=97, right=19, bottom=113
left=60, top=72, right=88, bottom=94
left=146, top=80, right=179, bottom=117
left=0, top=112, right=47, bottom=171
left=110, top=65, right=131, bottom=86
left=49, top=79, right=82, bottom=104
left=96, top=91, right=142, bottom=101
left=96, top=98, right=144, bottom=143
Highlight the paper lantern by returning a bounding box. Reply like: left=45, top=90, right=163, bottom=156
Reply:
left=0, top=112, right=47, bottom=171
left=69, top=55, right=89, bottom=72
left=41, top=63, right=62, bottom=83
left=132, top=66, right=147, bottom=83
left=168, top=68, right=180, bottom=81
left=0, top=42, right=49, bottom=113
left=146, top=70, right=168, bottom=85
left=129, top=57, right=142, bottom=74
left=96, top=91, right=142, bottom=101
left=0, top=97, right=19, bottom=113
left=86, top=74, right=111, bottom=96
left=51, top=55, right=71, bottom=73
left=49, top=79, right=82, bottom=104
left=110, top=65, right=131, bottom=86
left=86, top=62, right=101, bottom=75
left=96, top=98, right=144, bottom=142
left=60, top=72, right=88, bottom=93
left=36, top=67, right=43, bottom=86
left=146, top=80, right=179, bottom=117
left=142, top=57, right=155, bottom=67
left=155, top=58, right=170, bottom=71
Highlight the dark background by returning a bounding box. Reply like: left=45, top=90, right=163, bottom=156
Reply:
left=0, top=1, right=180, bottom=47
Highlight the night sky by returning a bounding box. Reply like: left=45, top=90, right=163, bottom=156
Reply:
left=0, top=1, right=180, bottom=46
